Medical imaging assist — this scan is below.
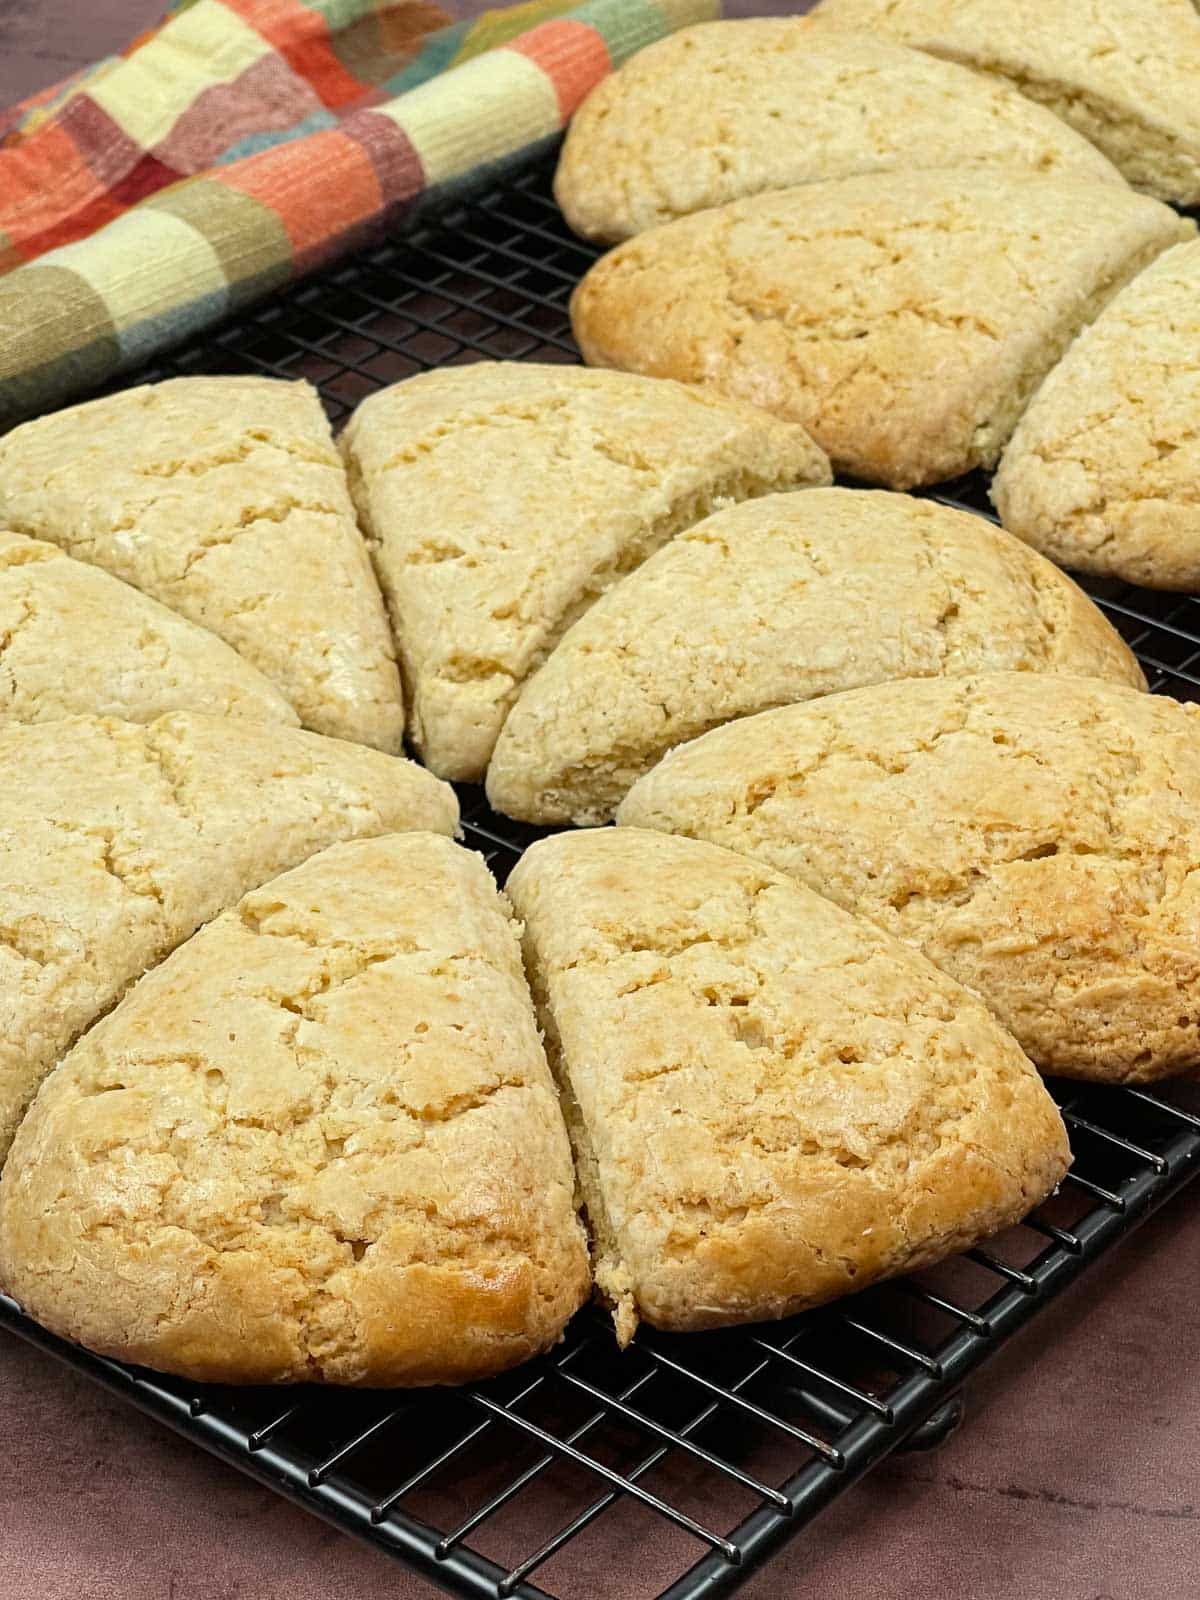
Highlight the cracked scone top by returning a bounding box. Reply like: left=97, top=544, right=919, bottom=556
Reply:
left=555, top=18, right=1122, bottom=244
left=0, top=376, right=405, bottom=751
left=570, top=169, right=1193, bottom=488
left=993, top=241, right=1200, bottom=591
left=619, top=673, right=1200, bottom=1084
left=0, top=835, right=589, bottom=1385
left=341, top=363, right=829, bottom=782
left=0, top=713, right=457, bottom=1163
left=0, top=531, right=298, bottom=728
left=507, top=829, right=1069, bottom=1343
left=485, top=489, right=1144, bottom=826
left=811, top=0, right=1200, bottom=205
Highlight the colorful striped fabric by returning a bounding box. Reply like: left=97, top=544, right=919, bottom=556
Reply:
left=0, top=0, right=718, bottom=424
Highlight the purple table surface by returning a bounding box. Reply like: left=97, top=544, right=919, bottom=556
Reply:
left=1, top=4, right=1199, bottom=1598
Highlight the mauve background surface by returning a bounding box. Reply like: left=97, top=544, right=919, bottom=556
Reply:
left=1, top=3, right=1198, bottom=1596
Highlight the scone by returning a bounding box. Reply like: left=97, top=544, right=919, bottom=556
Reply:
left=507, top=828, right=1069, bottom=1343
left=0, top=713, right=456, bottom=1162
left=811, top=0, right=1200, bottom=204
left=341, top=363, right=829, bottom=782
left=0, top=377, right=405, bottom=751
left=619, top=673, right=1200, bottom=1084
left=570, top=170, right=1193, bottom=488
left=993, top=241, right=1200, bottom=591
left=485, top=489, right=1144, bottom=826
left=556, top=19, right=1122, bottom=243
left=0, top=835, right=589, bottom=1386
left=0, top=531, right=297, bottom=727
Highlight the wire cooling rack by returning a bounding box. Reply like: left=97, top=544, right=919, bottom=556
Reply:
left=3, top=153, right=1200, bottom=1600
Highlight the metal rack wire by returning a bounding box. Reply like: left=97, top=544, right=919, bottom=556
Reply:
left=2, top=153, right=1199, bottom=1600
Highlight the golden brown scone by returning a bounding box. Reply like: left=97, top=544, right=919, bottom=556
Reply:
left=570, top=170, right=1193, bottom=488
left=0, top=713, right=457, bottom=1163
left=0, top=377, right=405, bottom=751
left=993, top=241, right=1200, bottom=591
left=810, top=0, right=1200, bottom=204
left=556, top=19, right=1123, bottom=243
left=0, top=531, right=298, bottom=727
left=0, top=835, right=588, bottom=1386
left=340, top=363, right=829, bottom=782
left=507, top=828, right=1069, bottom=1343
left=619, top=673, right=1200, bottom=1084
left=485, top=489, right=1144, bottom=826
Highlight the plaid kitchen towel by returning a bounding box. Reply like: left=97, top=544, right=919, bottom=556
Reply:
left=0, top=0, right=717, bottom=424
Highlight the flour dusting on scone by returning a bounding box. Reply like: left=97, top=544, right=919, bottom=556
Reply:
left=508, top=828, right=1069, bottom=1343
left=0, top=377, right=405, bottom=750
left=0, top=836, right=588, bottom=1385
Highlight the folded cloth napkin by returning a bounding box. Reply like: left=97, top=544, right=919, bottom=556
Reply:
left=0, top=0, right=717, bottom=424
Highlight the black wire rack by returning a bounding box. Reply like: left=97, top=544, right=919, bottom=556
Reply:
left=3, top=152, right=1200, bottom=1600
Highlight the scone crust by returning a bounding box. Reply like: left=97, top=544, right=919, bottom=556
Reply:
left=556, top=17, right=1122, bottom=243
left=507, top=828, right=1069, bottom=1336
left=0, top=713, right=457, bottom=1163
left=0, top=376, right=405, bottom=751
left=486, top=489, right=1144, bottom=826
left=810, top=0, right=1200, bottom=204
left=570, top=170, right=1193, bottom=487
left=341, top=363, right=829, bottom=781
left=0, top=531, right=298, bottom=727
left=994, top=240, right=1200, bottom=590
left=0, top=835, right=588, bottom=1385
left=620, top=673, right=1200, bottom=1082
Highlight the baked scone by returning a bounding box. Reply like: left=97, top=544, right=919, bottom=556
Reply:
left=619, top=673, right=1200, bottom=1084
left=0, top=531, right=298, bottom=727
left=811, top=0, right=1200, bottom=205
left=556, top=19, right=1123, bottom=244
left=0, top=713, right=456, bottom=1163
left=341, top=363, right=830, bottom=782
left=0, top=377, right=405, bottom=751
left=507, top=828, right=1069, bottom=1342
left=570, top=171, right=1193, bottom=488
left=485, top=489, right=1144, bottom=826
left=0, top=835, right=588, bottom=1385
left=993, top=241, right=1200, bottom=591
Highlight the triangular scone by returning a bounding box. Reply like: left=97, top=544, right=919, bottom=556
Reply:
left=486, top=489, right=1144, bottom=826
left=811, top=0, right=1200, bottom=204
left=620, top=673, right=1200, bottom=1084
left=571, top=170, right=1193, bottom=488
left=0, top=531, right=298, bottom=727
left=556, top=19, right=1122, bottom=243
left=0, top=377, right=404, bottom=751
left=993, top=241, right=1200, bottom=591
left=507, top=829, right=1069, bottom=1343
left=0, top=835, right=589, bottom=1385
left=0, top=713, right=456, bottom=1162
left=341, top=364, right=830, bottom=782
